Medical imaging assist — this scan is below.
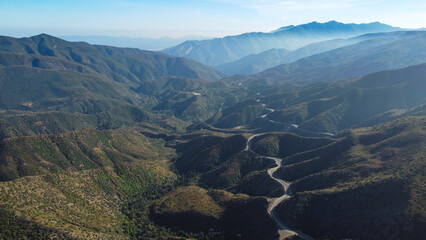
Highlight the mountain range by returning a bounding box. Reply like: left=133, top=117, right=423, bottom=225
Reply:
left=0, top=34, right=226, bottom=117
left=0, top=21, right=425, bottom=240
left=60, top=35, right=211, bottom=51
left=228, top=31, right=426, bottom=85
left=163, top=21, right=399, bottom=66
left=216, top=33, right=382, bottom=75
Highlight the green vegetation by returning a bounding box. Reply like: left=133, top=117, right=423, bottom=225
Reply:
left=0, top=105, right=157, bottom=140
left=145, top=76, right=231, bottom=120
left=0, top=164, right=177, bottom=239
left=0, top=128, right=177, bottom=239
left=1, top=169, right=131, bottom=239
left=0, top=66, right=136, bottom=113
left=0, top=128, right=175, bottom=181
left=0, top=208, right=73, bottom=239
left=0, top=34, right=230, bottom=121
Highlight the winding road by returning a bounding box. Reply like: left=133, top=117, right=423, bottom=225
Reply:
left=258, top=100, right=334, bottom=137
left=219, top=96, right=330, bottom=238
left=245, top=134, right=314, bottom=240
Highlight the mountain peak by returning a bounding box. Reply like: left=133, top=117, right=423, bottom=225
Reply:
left=31, top=33, right=56, bottom=39
left=271, top=25, right=295, bottom=33
left=29, top=33, right=67, bottom=43
left=272, top=21, right=343, bottom=32
left=273, top=21, right=397, bottom=34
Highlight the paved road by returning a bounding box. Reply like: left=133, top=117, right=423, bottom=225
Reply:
left=245, top=134, right=314, bottom=240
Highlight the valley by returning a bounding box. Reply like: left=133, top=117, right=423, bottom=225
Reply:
left=246, top=133, right=313, bottom=240
left=0, top=19, right=425, bottom=240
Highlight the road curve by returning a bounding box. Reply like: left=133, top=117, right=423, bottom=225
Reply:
left=245, top=134, right=314, bottom=240
left=258, top=100, right=334, bottom=137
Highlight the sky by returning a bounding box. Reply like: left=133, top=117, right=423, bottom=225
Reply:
left=0, top=0, right=425, bottom=38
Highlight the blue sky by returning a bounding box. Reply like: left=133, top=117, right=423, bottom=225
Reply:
left=1, top=0, right=425, bottom=38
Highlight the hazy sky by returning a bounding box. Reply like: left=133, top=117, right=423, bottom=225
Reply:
left=1, top=0, right=425, bottom=38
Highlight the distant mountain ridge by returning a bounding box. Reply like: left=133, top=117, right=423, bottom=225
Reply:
left=217, top=33, right=383, bottom=75
left=60, top=35, right=212, bottom=51
left=0, top=34, right=226, bottom=83
left=0, top=34, right=227, bottom=118
left=217, top=48, right=291, bottom=75
left=228, top=31, right=426, bottom=85
left=163, top=21, right=399, bottom=66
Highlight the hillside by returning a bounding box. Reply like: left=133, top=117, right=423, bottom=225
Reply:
left=169, top=131, right=279, bottom=198
left=150, top=186, right=278, bottom=239
left=272, top=116, right=426, bottom=239
left=0, top=128, right=177, bottom=239
left=356, top=104, right=426, bottom=128
left=140, top=76, right=233, bottom=120
left=207, top=99, right=269, bottom=128
left=0, top=128, right=175, bottom=181
left=0, top=66, right=137, bottom=113
left=173, top=133, right=247, bottom=174
left=267, top=63, right=426, bottom=133
left=163, top=21, right=398, bottom=66
left=0, top=105, right=158, bottom=140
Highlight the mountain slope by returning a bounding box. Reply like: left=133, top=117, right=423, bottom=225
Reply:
left=266, top=63, right=426, bottom=132
left=150, top=186, right=277, bottom=239
left=0, top=106, right=153, bottom=140
left=0, top=66, right=136, bottom=113
left=163, top=21, right=398, bottom=66
left=207, top=99, right=269, bottom=128
left=0, top=128, right=177, bottom=239
left=217, top=48, right=291, bottom=75
left=273, top=116, right=426, bottom=239
left=0, top=128, right=174, bottom=181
